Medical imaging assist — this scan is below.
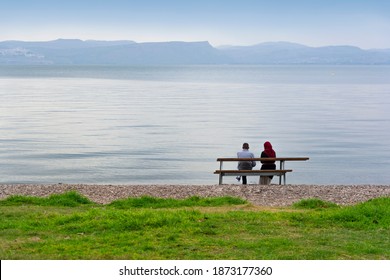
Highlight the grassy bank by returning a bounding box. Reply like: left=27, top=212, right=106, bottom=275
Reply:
left=1, top=191, right=389, bottom=259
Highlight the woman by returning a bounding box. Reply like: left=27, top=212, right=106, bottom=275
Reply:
left=260, top=141, right=276, bottom=185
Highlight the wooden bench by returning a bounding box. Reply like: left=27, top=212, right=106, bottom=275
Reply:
left=214, top=157, right=309, bottom=185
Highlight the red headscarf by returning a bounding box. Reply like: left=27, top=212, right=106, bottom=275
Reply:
left=263, top=141, right=276, bottom=158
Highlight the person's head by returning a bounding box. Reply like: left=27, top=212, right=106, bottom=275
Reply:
left=242, top=143, right=249, bottom=150
left=264, top=141, right=272, bottom=150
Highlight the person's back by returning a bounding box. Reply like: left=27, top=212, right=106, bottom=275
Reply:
left=237, top=143, right=256, bottom=185
left=237, top=150, right=255, bottom=170
left=260, top=141, right=276, bottom=184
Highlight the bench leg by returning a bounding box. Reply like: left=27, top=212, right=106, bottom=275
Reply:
left=260, top=176, right=271, bottom=185
left=219, top=174, right=223, bottom=185
left=279, top=160, right=285, bottom=185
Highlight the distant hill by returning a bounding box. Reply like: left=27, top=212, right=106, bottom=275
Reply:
left=0, top=39, right=389, bottom=65
left=0, top=39, right=225, bottom=65
left=219, top=42, right=390, bottom=64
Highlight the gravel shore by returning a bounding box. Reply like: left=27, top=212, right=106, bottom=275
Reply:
left=1, top=184, right=390, bottom=207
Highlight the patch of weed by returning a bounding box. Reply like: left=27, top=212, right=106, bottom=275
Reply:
left=108, top=195, right=247, bottom=209
left=0, top=191, right=93, bottom=207
left=328, top=197, right=390, bottom=229
left=293, top=198, right=339, bottom=210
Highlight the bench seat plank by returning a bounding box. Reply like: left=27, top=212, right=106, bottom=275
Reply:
left=214, top=170, right=292, bottom=174
left=217, top=157, right=309, bottom=162
left=214, top=169, right=292, bottom=185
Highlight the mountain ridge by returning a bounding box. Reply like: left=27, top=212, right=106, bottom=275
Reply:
left=1, top=39, right=389, bottom=65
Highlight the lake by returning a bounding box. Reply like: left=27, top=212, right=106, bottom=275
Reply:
left=1, top=65, right=389, bottom=184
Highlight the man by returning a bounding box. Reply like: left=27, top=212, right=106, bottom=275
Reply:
left=237, top=143, right=256, bottom=185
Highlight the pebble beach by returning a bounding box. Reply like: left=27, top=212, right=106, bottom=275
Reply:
left=1, top=184, right=390, bottom=207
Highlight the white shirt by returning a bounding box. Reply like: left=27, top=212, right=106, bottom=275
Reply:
left=237, top=149, right=256, bottom=170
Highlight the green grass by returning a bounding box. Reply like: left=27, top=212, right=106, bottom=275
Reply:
left=1, top=192, right=390, bottom=260
left=108, top=195, right=246, bottom=208
left=293, top=198, right=339, bottom=209
left=0, top=191, right=93, bottom=207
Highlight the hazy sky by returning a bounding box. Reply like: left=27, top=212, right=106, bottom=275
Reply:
left=1, top=0, right=389, bottom=48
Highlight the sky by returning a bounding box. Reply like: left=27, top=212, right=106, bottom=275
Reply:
left=1, top=0, right=390, bottom=49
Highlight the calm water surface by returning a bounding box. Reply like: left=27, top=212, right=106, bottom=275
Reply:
left=1, top=65, right=389, bottom=184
